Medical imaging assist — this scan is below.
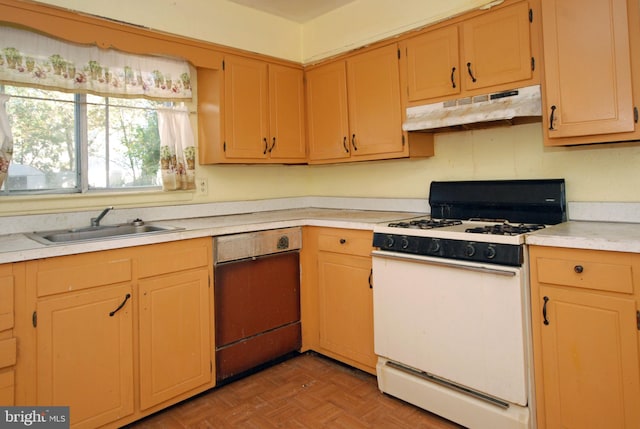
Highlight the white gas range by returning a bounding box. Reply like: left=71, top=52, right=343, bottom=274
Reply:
left=371, top=179, right=566, bottom=429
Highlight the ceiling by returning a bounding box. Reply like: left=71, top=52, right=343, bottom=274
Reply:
left=227, top=0, right=357, bottom=23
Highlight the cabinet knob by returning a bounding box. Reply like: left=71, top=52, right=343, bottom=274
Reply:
left=339, top=238, right=346, bottom=244
left=574, top=265, right=584, bottom=274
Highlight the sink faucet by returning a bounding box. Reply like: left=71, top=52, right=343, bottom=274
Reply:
left=91, top=206, right=114, bottom=227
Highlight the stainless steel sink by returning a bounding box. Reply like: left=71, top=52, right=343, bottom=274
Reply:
left=27, top=222, right=182, bottom=245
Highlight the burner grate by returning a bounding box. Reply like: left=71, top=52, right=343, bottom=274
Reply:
left=388, top=219, right=463, bottom=229
left=465, top=223, right=546, bottom=236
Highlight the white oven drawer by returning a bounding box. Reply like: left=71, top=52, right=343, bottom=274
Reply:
left=372, top=250, right=528, bottom=406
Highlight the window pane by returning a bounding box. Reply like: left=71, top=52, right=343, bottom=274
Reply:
left=3, top=86, right=78, bottom=192
left=87, top=95, right=162, bottom=189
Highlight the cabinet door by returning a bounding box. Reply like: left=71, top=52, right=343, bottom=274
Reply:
left=404, top=25, right=460, bottom=102
left=37, top=285, right=134, bottom=429
left=541, top=0, right=634, bottom=139
left=268, top=64, right=306, bottom=161
left=462, top=1, right=532, bottom=91
left=538, top=285, right=640, bottom=428
left=347, top=44, right=404, bottom=157
left=224, top=55, right=269, bottom=159
left=306, top=61, right=351, bottom=162
left=317, top=251, right=376, bottom=371
left=138, top=268, right=211, bottom=410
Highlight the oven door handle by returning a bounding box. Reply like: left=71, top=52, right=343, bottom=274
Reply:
left=371, top=250, right=517, bottom=277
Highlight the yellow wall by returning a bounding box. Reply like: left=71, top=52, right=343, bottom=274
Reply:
left=302, top=0, right=503, bottom=63
left=3, top=0, right=639, bottom=217
left=32, top=0, right=303, bottom=61
left=306, top=124, right=640, bottom=202
left=33, top=0, right=498, bottom=63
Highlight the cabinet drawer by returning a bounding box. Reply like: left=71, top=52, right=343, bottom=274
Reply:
left=318, top=230, right=373, bottom=257
left=0, top=275, right=13, bottom=331
left=0, top=337, right=16, bottom=369
left=536, top=255, right=634, bottom=294
left=138, top=238, right=210, bottom=278
left=0, top=370, right=14, bottom=405
left=37, top=254, right=132, bottom=297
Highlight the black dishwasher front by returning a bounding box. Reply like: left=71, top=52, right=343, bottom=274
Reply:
left=213, top=228, right=301, bottom=383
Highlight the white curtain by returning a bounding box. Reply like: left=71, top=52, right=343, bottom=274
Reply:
left=157, top=106, right=196, bottom=191
left=0, top=94, right=13, bottom=189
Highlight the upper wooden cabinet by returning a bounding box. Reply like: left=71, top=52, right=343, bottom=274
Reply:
left=541, top=0, right=640, bottom=145
left=402, top=0, right=536, bottom=105
left=198, top=55, right=306, bottom=164
left=307, top=44, right=417, bottom=164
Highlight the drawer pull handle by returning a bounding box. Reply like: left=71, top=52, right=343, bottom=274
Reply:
left=466, top=62, right=477, bottom=83
left=549, top=105, right=557, bottom=130
left=339, top=238, right=346, bottom=244
left=450, top=66, right=456, bottom=89
left=109, top=293, right=131, bottom=317
left=369, top=269, right=373, bottom=289
left=543, top=296, right=550, bottom=325
left=574, top=265, right=584, bottom=274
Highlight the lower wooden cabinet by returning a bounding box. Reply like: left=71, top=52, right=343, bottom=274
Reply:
left=16, top=237, right=214, bottom=429
left=0, top=263, right=19, bottom=406
left=138, top=269, right=211, bottom=410
left=529, top=245, right=640, bottom=428
left=301, top=227, right=376, bottom=374
left=36, top=284, right=135, bottom=429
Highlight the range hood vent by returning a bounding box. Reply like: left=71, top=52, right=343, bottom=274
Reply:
left=403, top=85, right=542, bottom=132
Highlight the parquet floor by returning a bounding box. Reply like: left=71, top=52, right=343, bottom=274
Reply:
left=126, top=352, right=466, bottom=428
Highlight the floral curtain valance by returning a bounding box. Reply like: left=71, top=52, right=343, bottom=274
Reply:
left=0, top=26, right=192, bottom=99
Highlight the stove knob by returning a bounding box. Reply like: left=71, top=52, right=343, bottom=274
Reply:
left=429, top=239, right=441, bottom=253
left=385, top=236, right=395, bottom=248
left=485, top=245, right=497, bottom=259
left=465, top=243, right=476, bottom=257
left=400, top=236, right=410, bottom=249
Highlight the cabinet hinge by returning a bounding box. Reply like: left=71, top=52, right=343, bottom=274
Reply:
left=634, top=106, right=638, bottom=123
left=529, top=8, right=533, bottom=23
left=397, top=48, right=401, bottom=60
left=32, top=311, right=37, bottom=328
left=531, top=57, right=535, bottom=71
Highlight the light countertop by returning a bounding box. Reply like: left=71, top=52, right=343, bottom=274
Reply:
left=525, top=221, right=640, bottom=253
left=0, top=208, right=419, bottom=264
left=3, top=203, right=640, bottom=264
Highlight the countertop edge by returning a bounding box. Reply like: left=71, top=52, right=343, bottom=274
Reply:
left=0, top=209, right=419, bottom=264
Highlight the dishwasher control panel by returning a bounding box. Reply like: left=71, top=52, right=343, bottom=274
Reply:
left=214, top=227, right=302, bottom=264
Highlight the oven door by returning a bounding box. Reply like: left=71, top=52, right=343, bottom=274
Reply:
left=372, top=250, right=528, bottom=406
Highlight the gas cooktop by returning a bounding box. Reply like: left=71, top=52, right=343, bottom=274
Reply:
left=372, top=179, right=567, bottom=266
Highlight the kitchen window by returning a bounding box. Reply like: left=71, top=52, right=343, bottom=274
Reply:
left=0, top=84, right=168, bottom=194
left=0, top=25, right=194, bottom=195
